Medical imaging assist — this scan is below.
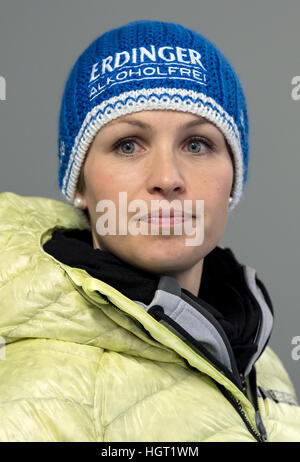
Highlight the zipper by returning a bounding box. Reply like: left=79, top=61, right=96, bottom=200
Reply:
left=215, top=380, right=267, bottom=442
left=148, top=304, right=268, bottom=441
left=147, top=299, right=270, bottom=441
left=248, top=367, right=268, bottom=442
left=240, top=373, right=247, bottom=396
left=235, top=367, right=268, bottom=442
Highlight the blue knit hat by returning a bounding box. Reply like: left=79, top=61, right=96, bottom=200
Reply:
left=58, top=19, right=249, bottom=212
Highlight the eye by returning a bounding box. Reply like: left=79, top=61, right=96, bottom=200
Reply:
left=112, top=135, right=214, bottom=156
left=185, top=137, right=213, bottom=154
left=113, top=137, right=140, bottom=156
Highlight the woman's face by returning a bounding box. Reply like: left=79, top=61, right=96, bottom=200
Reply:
left=76, top=110, right=234, bottom=276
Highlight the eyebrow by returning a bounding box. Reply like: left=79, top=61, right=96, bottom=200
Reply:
left=109, top=116, right=209, bottom=130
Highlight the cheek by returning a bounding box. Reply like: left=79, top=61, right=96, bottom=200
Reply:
left=200, top=162, right=233, bottom=222
left=197, top=171, right=232, bottom=203
left=208, top=161, right=233, bottom=201
left=212, top=177, right=232, bottom=204
left=84, top=157, right=115, bottom=200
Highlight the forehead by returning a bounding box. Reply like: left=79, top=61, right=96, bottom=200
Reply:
left=103, top=110, right=217, bottom=131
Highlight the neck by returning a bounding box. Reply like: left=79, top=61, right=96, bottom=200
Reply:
left=92, top=230, right=204, bottom=297
left=163, top=259, right=204, bottom=297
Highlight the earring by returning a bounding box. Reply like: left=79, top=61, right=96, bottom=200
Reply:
left=229, top=197, right=233, bottom=204
left=74, top=197, right=83, bottom=208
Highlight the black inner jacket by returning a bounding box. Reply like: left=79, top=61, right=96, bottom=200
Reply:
left=43, top=229, right=259, bottom=374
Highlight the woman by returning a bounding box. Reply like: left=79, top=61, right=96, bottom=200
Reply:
left=0, top=19, right=299, bottom=442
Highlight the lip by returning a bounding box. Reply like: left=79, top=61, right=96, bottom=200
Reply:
left=144, top=216, right=193, bottom=227
left=137, top=209, right=194, bottom=221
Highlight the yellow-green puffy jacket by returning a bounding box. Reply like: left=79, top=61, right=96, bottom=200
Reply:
left=0, top=191, right=299, bottom=442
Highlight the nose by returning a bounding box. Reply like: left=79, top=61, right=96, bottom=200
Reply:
left=145, top=143, right=186, bottom=198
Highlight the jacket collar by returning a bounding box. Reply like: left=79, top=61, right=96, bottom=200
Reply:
left=134, top=267, right=273, bottom=390
left=43, top=228, right=274, bottom=385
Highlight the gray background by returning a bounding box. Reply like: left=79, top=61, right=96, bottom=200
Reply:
left=0, top=0, right=299, bottom=395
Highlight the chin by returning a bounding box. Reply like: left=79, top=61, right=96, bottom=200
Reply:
left=132, top=243, right=201, bottom=273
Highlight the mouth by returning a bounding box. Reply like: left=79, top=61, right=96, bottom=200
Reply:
left=143, top=216, right=193, bottom=226
left=137, top=209, right=195, bottom=226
